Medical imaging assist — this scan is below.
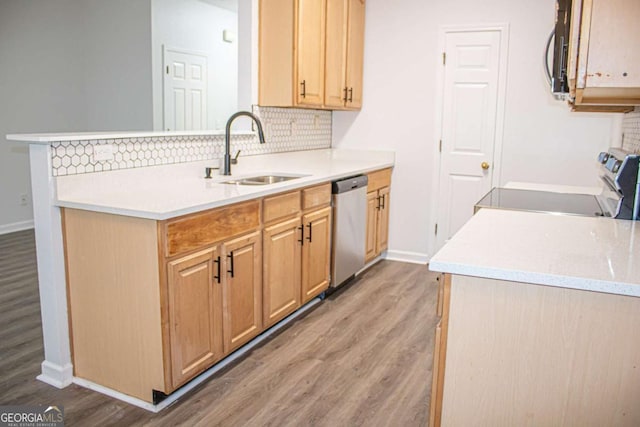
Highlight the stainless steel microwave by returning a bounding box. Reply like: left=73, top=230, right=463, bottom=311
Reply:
left=546, top=0, right=571, bottom=100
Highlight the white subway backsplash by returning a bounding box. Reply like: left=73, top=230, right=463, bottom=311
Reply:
left=51, top=107, right=332, bottom=177
left=622, top=107, right=640, bottom=153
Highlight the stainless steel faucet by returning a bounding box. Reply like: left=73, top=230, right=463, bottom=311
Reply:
left=223, top=111, right=266, bottom=176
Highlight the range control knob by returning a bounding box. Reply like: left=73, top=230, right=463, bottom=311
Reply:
left=612, top=160, right=622, bottom=173
left=597, top=152, right=610, bottom=164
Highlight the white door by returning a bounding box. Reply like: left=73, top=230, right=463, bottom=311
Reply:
left=435, top=28, right=506, bottom=250
left=163, top=47, right=208, bottom=131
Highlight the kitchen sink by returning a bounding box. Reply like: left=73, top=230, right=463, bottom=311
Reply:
left=220, top=174, right=307, bottom=186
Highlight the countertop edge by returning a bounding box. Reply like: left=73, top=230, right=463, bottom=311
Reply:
left=428, top=261, right=640, bottom=298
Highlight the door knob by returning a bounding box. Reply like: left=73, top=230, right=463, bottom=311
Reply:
left=481, top=162, right=490, bottom=170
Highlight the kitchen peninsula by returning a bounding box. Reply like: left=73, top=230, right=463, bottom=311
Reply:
left=8, top=130, right=394, bottom=410
left=428, top=208, right=640, bottom=426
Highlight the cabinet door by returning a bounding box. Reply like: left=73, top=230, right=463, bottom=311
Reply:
left=263, top=217, right=302, bottom=328
left=296, top=0, right=326, bottom=106
left=365, top=190, right=378, bottom=262
left=301, top=207, right=332, bottom=303
left=222, top=230, right=262, bottom=353
left=345, top=0, right=365, bottom=109
left=376, top=187, right=390, bottom=254
left=167, top=247, right=223, bottom=388
left=324, top=0, right=349, bottom=108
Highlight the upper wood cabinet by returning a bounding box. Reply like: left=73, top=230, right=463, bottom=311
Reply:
left=325, top=0, right=366, bottom=109
left=259, top=0, right=366, bottom=110
left=567, top=0, right=640, bottom=109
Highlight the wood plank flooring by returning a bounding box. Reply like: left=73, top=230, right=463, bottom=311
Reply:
left=0, top=229, right=439, bottom=426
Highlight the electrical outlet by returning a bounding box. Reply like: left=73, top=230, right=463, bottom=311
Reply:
left=94, top=144, right=114, bottom=161
left=290, top=119, right=297, bottom=136
left=313, top=114, right=320, bottom=129
left=20, top=193, right=28, bottom=206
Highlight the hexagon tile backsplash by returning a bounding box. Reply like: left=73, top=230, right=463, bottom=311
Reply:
left=51, top=107, right=332, bottom=177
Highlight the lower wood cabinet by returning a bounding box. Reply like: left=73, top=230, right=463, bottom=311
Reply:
left=365, top=169, right=392, bottom=262
left=263, top=185, right=332, bottom=326
left=62, top=178, right=378, bottom=403
left=167, top=230, right=262, bottom=389
left=263, top=216, right=302, bottom=328
left=167, top=247, right=223, bottom=389
left=221, top=230, right=263, bottom=353
left=301, top=206, right=332, bottom=303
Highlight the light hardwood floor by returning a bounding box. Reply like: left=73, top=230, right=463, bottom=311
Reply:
left=0, top=229, right=439, bottom=426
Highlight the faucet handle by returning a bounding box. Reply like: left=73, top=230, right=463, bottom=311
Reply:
left=231, top=150, right=241, bottom=165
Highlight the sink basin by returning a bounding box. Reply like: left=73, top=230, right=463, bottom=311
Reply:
left=221, top=174, right=307, bottom=186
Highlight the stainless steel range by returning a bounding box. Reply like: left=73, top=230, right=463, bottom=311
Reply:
left=475, top=148, right=640, bottom=219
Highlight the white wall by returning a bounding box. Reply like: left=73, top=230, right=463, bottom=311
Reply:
left=151, top=0, right=238, bottom=131
left=0, top=1, right=85, bottom=233
left=332, top=0, right=618, bottom=259
left=82, top=1, right=153, bottom=131
left=0, top=0, right=152, bottom=232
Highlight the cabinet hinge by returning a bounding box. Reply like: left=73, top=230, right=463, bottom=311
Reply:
left=442, top=52, right=446, bottom=65
left=435, top=223, right=438, bottom=235
left=166, top=66, right=169, bottom=74
left=439, top=139, right=442, bottom=153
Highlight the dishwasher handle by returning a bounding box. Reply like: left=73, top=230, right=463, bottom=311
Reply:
left=332, top=175, right=368, bottom=194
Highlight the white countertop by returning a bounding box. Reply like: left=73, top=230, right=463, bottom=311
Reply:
left=429, top=209, right=640, bottom=297
left=6, top=129, right=253, bottom=143
left=55, top=149, right=394, bottom=220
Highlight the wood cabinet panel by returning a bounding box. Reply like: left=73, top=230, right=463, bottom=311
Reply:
left=376, top=186, right=390, bottom=254
left=258, top=0, right=294, bottom=106
left=222, top=231, right=263, bottom=353
left=167, top=247, right=223, bottom=388
left=437, top=274, right=640, bottom=425
left=165, top=200, right=260, bottom=257
left=569, top=0, right=640, bottom=107
left=344, top=0, right=366, bottom=109
left=302, top=183, right=332, bottom=211
left=263, top=217, right=302, bottom=328
left=295, top=0, right=326, bottom=107
left=63, top=209, right=165, bottom=402
left=324, top=0, right=349, bottom=108
left=367, top=168, right=392, bottom=192
left=301, top=207, right=332, bottom=303
left=365, top=191, right=378, bottom=262
left=263, top=191, right=301, bottom=224
left=429, top=274, right=450, bottom=427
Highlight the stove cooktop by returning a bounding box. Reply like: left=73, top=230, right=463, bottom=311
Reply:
left=474, top=188, right=607, bottom=217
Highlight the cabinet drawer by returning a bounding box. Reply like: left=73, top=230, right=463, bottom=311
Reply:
left=263, top=191, right=301, bottom=224
left=302, top=183, right=331, bottom=211
left=165, top=200, right=260, bottom=257
left=367, top=168, right=392, bottom=192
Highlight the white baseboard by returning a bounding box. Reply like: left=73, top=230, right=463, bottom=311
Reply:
left=0, top=219, right=34, bottom=235
left=384, top=249, right=430, bottom=265
left=37, top=360, right=73, bottom=389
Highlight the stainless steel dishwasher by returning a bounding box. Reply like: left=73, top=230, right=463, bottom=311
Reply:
left=331, top=175, right=368, bottom=288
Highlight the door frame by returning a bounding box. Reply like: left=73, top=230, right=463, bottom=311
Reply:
left=162, top=45, right=211, bottom=131
left=429, top=23, right=510, bottom=257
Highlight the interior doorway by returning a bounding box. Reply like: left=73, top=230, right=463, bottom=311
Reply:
left=434, top=25, right=508, bottom=251
left=163, top=46, right=209, bottom=131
